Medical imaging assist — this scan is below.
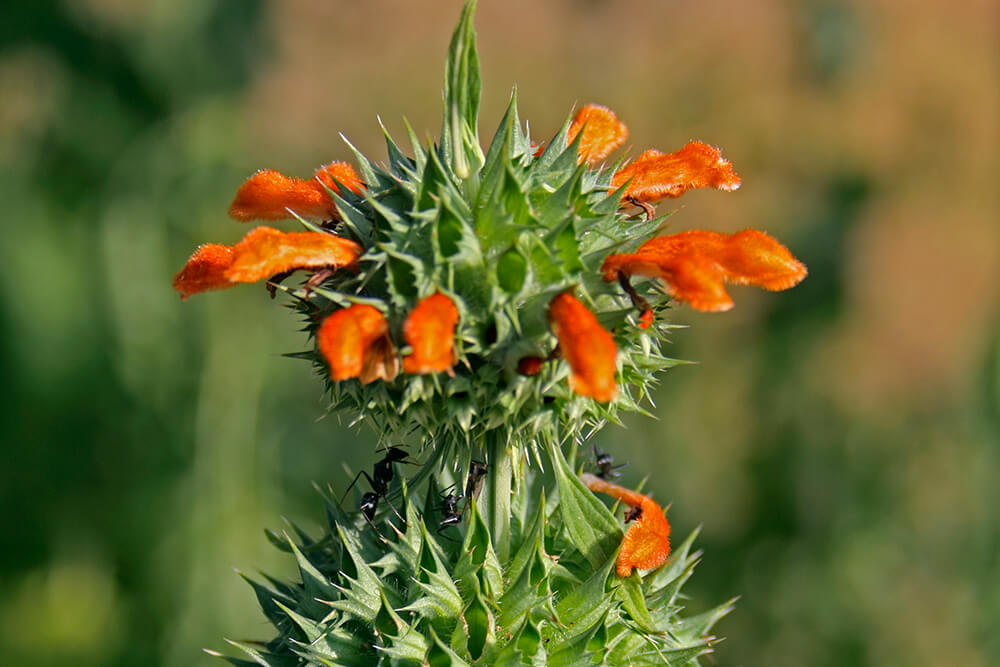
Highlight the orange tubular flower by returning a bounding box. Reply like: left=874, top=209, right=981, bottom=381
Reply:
left=580, top=473, right=671, bottom=577
left=228, top=161, right=365, bottom=222
left=317, top=304, right=398, bottom=384
left=611, top=141, right=741, bottom=203
left=401, top=293, right=459, bottom=375
left=568, top=104, right=629, bottom=165
left=172, top=226, right=362, bottom=299
left=601, top=229, right=808, bottom=312
left=224, top=226, right=362, bottom=283
left=548, top=292, right=618, bottom=402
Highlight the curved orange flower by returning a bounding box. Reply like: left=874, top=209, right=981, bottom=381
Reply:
left=601, top=229, right=807, bottom=312
left=548, top=292, right=618, bottom=402
left=228, top=161, right=365, bottom=222
left=568, top=104, right=629, bottom=166
left=172, top=226, right=362, bottom=299
left=317, top=304, right=398, bottom=384
left=402, top=293, right=459, bottom=375
left=581, top=473, right=671, bottom=577
left=224, top=226, right=362, bottom=283
left=611, top=141, right=741, bottom=203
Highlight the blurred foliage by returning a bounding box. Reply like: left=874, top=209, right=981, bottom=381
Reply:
left=0, top=0, right=996, bottom=666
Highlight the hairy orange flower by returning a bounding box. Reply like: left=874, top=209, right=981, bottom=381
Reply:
left=228, top=161, right=365, bottom=222
left=401, top=293, right=459, bottom=375
left=548, top=292, right=618, bottom=402
left=171, top=243, right=235, bottom=300
left=172, top=227, right=362, bottom=299
left=317, top=304, right=398, bottom=384
left=611, top=141, right=741, bottom=204
left=568, top=104, right=629, bottom=165
left=581, top=473, right=671, bottom=577
left=602, top=229, right=807, bottom=312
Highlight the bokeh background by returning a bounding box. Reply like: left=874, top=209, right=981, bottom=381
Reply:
left=1, top=0, right=997, bottom=665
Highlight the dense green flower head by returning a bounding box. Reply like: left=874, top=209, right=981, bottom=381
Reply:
left=293, top=1, right=679, bottom=456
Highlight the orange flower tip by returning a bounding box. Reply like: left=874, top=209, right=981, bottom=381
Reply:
left=172, top=243, right=236, bottom=299
left=611, top=141, right=741, bottom=202
left=569, top=103, right=629, bottom=166
left=548, top=293, right=618, bottom=402
left=637, top=309, right=654, bottom=329
left=223, top=226, right=362, bottom=284
left=516, top=356, right=545, bottom=376
left=228, top=166, right=349, bottom=222
left=401, top=293, right=460, bottom=375
left=601, top=229, right=805, bottom=312
left=317, top=304, right=392, bottom=382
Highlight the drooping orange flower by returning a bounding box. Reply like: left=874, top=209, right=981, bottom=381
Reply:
left=568, top=104, right=629, bottom=165
left=228, top=161, right=365, bottom=222
left=611, top=141, right=741, bottom=203
left=581, top=473, right=671, bottom=577
left=401, top=293, right=459, bottom=375
left=601, top=229, right=807, bottom=312
left=548, top=292, right=618, bottom=402
left=172, top=226, right=362, bottom=299
left=224, top=226, right=362, bottom=284
left=317, top=304, right=398, bottom=384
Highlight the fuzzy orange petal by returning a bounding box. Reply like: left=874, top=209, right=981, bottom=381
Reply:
left=402, top=293, right=459, bottom=375
left=228, top=162, right=364, bottom=222
left=317, top=304, right=391, bottom=382
left=228, top=169, right=332, bottom=221
left=223, top=226, right=362, bottom=284
left=569, top=104, right=629, bottom=166
left=601, top=229, right=806, bottom=312
left=611, top=141, right=741, bottom=202
left=581, top=473, right=671, bottom=577
left=548, top=293, right=618, bottom=402
left=172, top=243, right=236, bottom=299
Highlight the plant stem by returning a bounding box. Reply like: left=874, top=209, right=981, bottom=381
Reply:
left=487, top=431, right=512, bottom=562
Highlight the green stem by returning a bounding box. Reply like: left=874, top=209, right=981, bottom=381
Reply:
left=487, top=432, right=512, bottom=562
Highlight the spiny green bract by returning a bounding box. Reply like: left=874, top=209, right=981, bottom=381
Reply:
left=211, top=446, right=732, bottom=666
left=278, top=0, right=680, bottom=459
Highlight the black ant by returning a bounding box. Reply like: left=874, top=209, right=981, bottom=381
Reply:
left=435, top=460, right=488, bottom=540
left=436, top=490, right=463, bottom=541
left=463, top=460, right=488, bottom=512
left=342, top=446, right=415, bottom=533
left=593, top=445, right=627, bottom=480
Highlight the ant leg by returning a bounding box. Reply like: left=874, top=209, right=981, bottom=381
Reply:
left=623, top=196, right=655, bottom=220
left=265, top=270, right=295, bottom=299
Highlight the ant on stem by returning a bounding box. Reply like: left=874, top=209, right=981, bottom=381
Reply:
left=436, top=460, right=488, bottom=540
left=342, top=446, right=415, bottom=535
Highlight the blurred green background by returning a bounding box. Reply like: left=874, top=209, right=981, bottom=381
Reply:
left=1, top=0, right=996, bottom=665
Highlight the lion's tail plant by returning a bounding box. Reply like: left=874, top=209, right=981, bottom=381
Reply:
left=181, top=1, right=806, bottom=664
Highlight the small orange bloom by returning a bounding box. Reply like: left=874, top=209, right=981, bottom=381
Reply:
left=401, top=293, right=459, bottom=375
left=548, top=292, right=618, bottom=402
left=601, top=229, right=807, bottom=312
left=172, top=227, right=362, bottom=299
left=568, top=104, right=629, bottom=166
left=580, top=473, right=671, bottom=577
left=171, top=244, right=235, bottom=300
left=611, top=141, right=741, bottom=203
left=224, top=226, right=362, bottom=284
left=317, top=304, right=397, bottom=383
left=228, top=161, right=365, bottom=222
